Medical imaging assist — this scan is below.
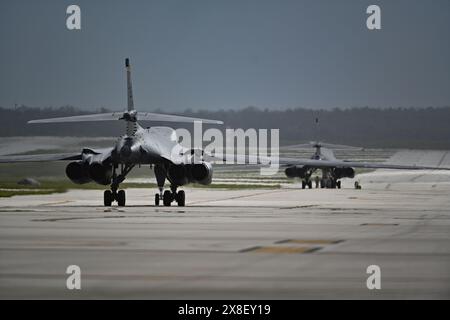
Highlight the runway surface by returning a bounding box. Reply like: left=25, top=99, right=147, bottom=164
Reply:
left=1, top=150, right=450, bottom=299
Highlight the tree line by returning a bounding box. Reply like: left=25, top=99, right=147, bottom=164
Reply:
left=1, top=105, right=449, bottom=149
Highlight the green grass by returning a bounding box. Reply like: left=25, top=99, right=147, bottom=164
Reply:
left=192, top=183, right=281, bottom=190
left=0, top=189, right=63, bottom=198
left=0, top=179, right=282, bottom=197
left=0, top=178, right=281, bottom=198
left=0, top=179, right=159, bottom=198
left=0, top=157, right=374, bottom=198
left=9, top=149, right=70, bottom=156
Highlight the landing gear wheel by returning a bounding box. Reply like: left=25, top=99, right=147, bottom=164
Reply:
left=176, top=190, right=185, bottom=207
left=117, top=190, right=126, bottom=207
left=104, top=190, right=112, bottom=207
left=302, top=181, right=306, bottom=189
left=163, top=190, right=172, bottom=206
left=155, top=194, right=160, bottom=206
left=308, top=181, right=313, bottom=189
left=337, top=181, right=341, bottom=189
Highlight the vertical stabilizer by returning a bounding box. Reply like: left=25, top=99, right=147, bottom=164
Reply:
left=125, top=58, right=134, bottom=112
left=125, top=58, right=138, bottom=136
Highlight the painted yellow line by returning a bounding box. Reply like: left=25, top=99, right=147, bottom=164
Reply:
left=248, top=246, right=319, bottom=254
left=276, top=239, right=343, bottom=245
left=360, top=223, right=399, bottom=226
left=40, top=200, right=72, bottom=206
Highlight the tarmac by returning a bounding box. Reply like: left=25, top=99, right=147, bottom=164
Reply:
left=1, top=150, right=450, bottom=299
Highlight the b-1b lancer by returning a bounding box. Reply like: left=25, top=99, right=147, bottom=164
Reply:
left=0, top=59, right=225, bottom=207
left=1, top=59, right=449, bottom=205
left=282, top=141, right=449, bottom=189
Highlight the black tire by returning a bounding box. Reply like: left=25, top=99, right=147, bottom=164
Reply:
left=117, top=190, right=126, bottom=207
left=337, top=181, right=341, bottom=189
left=163, top=190, right=172, bottom=206
left=177, top=190, right=185, bottom=207
left=308, top=181, right=313, bottom=189
left=104, top=190, right=112, bottom=207
left=301, top=181, right=306, bottom=189
left=155, top=194, right=160, bottom=206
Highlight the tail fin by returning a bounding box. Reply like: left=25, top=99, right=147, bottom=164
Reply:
left=28, top=59, right=224, bottom=130
left=125, top=58, right=134, bottom=112
left=125, top=58, right=137, bottom=135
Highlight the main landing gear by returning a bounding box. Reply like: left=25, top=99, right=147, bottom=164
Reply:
left=301, top=180, right=313, bottom=189
left=155, top=186, right=185, bottom=207
left=320, top=178, right=341, bottom=189
left=104, top=189, right=126, bottom=207
left=153, top=164, right=185, bottom=207
left=104, top=164, right=134, bottom=207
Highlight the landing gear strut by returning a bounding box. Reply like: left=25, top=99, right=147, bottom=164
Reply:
left=104, top=164, right=134, bottom=207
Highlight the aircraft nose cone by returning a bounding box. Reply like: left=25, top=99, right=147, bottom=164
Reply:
left=120, top=145, right=132, bottom=157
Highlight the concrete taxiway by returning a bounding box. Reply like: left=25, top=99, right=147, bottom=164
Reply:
left=1, top=151, right=450, bottom=299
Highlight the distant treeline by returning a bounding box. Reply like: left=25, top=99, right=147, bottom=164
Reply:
left=1, top=105, right=450, bottom=149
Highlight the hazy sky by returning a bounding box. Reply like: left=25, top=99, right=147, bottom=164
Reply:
left=0, top=0, right=449, bottom=111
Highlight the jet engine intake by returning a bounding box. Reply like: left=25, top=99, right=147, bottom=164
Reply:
left=190, top=162, right=213, bottom=185
left=284, top=166, right=307, bottom=178
left=167, top=162, right=213, bottom=186
left=167, top=164, right=189, bottom=186
left=65, top=161, right=92, bottom=184
left=88, top=162, right=113, bottom=185
left=333, top=167, right=355, bottom=179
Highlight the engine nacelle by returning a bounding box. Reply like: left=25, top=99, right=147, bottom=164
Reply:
left=167, top=162, right=214, bottom=186
left=88, top=162, right=113, bottom=185
left=190, top=162, right=213, bottom=185
left=333, top=167, right=355, bottom=179
left=284, top=166, right=307, bottom=179
left=66, top=161, right=92, bottom=184
left=167, top=164, right=189, bottom=186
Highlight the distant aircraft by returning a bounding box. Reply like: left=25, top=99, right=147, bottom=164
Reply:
left=281, top=141, right=448, bottom=189
left=0, top=58, right=225, bottom=207
left=1, top=60, right=449, bottom=204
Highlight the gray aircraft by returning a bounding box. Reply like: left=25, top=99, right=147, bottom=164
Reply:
left=1, top=59, right=448, bottom=204
left=281, top=141, right=448, bottom=189
left=0, top=58, right=225, bottom=207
